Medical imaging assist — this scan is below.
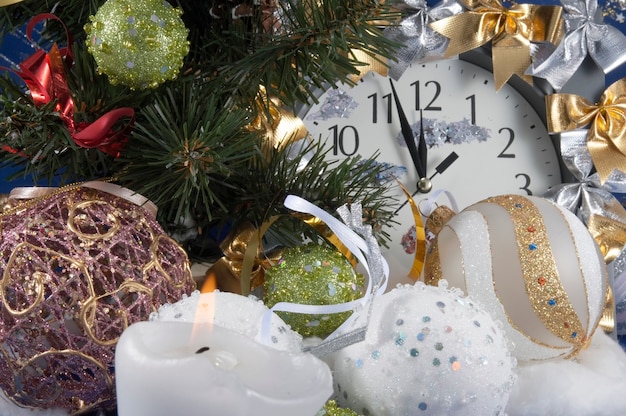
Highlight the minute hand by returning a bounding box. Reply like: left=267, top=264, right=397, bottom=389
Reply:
left=389, top=79, right=426, bottom=179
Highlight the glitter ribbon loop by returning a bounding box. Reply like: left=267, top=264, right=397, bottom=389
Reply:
left=429, top=0, right=563, bottom=90
left=527, top=0, right=626, bottom=90
left=546, top=78, right=626, bottom=183
left=260, top=195, right=389, bottom=355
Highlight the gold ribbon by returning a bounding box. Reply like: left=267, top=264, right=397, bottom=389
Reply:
left=586, top=214, right=623, bottom=335
left=0, top=0, right=24, bottom=5
left=587, top=213, right=626, bottom=263
left=346, top=49, right=389, bottom=83
left=204, top=220, right=283, bottom=296
left=429, top=0, right=563, bottom=90
left=300, top=214, right=357, bottom=267
left=546, top=78, right=626, bottom=184
left=249, top=87, right=308, bottom=158
left=204, top=209, right=360, bottom=295
left=397, top=182, right=426, bottom=280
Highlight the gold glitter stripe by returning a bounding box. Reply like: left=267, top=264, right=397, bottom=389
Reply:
left=423, top=238, right=442, bottom=286
left=485, top=195, right=586, bottom=350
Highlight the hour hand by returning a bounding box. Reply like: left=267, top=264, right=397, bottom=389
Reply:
left=389, top=79, right=430, bottom=192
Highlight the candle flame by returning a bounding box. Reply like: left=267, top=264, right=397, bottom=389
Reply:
left=201, top=271, right=218, bottom=293
left=191, top=289, right=216, bottom=341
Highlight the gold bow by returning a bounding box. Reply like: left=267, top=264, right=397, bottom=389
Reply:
left=249, top=87, right=309, bottom=158
left=204, top=220, right=283, bottom=295
left=429, top=0, right=563, bottom=90
left=204, top=210, right=359, bottom=295
left=546, top=78, right=626, bottom=184
left=588, top=213, right=626, bottom=263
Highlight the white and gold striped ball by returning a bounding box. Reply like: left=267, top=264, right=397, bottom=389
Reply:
left=423, top=194, right=608, bottom=361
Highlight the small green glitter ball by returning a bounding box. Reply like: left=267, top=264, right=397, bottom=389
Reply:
left=263, top=243, right=363, bottom=338
left=85, top=0, right=189, bottom=90
left=316, top=400, right=362, bottom=416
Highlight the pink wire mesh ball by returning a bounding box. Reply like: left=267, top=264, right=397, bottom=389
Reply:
left=0, top=184, right=196, bottom=414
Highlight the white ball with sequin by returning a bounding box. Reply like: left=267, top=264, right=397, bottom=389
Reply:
left=423, top=194, right=608, bottom=361
left=330, top=282, right=516, bottom=416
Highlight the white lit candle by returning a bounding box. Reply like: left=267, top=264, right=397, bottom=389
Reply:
left=115, top=320, right=333, bottom=416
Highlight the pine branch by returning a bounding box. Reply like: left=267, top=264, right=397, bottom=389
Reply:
left=226, top=139, right=398, bottom=247
left=114, top=79, right=260, bottom=228
left=0, top=0, right=102, bottom=43
left=0, top=76, right=113, bottom=184
left=179, top=0, right=402, bottom=108
left=0, top=43, right=151, bottom=184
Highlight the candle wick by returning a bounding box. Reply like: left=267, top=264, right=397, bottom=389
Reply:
left=195, top=346, right=211, bottom=354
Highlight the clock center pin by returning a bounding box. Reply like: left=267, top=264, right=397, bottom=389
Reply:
left=417, top=177, right=432, bottom=193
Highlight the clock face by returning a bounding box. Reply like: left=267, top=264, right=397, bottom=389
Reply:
left=299, top=57, right=563, bottom=288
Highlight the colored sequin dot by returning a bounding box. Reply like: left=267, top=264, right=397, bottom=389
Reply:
left=328, top=282, right=337, bottom=296
left=432, top=358, right=441, bottom=366
left=417, top=332, right=426, bottom=341
left=444, top=325, right=452, bottom=333
left=355, top=359, right=363, bottom=368
left=548, top=299, right=557, bottom=306
left=537, top=276, right=546, bottom=286
left=436, top=301, right=446, bottom=308
left=395, top=332, right=407, bottom=346
left=450, top=357, right=461, bottom=371
left=418, top=402, right=428, bottom=411
left=434, top=342, right=444, bottom=351
left=371, top=350, right=381, bottom=360
left=473, top=320, right=481, bottom=327
left=527, top=225, right=536, bottom=232
left=515, top=203, right=523, bottom=208
left=396, top=319, right=404, bottom=326
left=529, top=243, right=538, bottom=250
left=410, top=348, right=419, bottom=357
left=422, top=316, right=431, bottom=323
left=571, top=332, right=578, bottom=339
left=564, top=322, right=570, bottom=329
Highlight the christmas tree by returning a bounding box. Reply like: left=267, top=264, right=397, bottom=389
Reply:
left=0, top=0, right=402, bottom=261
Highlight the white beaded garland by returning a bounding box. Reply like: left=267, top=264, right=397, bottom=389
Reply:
left=330, top=282, right=516, bottom=416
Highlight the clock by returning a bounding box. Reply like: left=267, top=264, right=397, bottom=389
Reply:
left=298, top=50, right=563, bottom=288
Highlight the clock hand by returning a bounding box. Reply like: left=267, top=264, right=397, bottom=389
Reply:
left=389, top=79, right=429, bottom=192
left=428, top=151, right=458, bottom=180
left=393, top=151, right=459, bottom=215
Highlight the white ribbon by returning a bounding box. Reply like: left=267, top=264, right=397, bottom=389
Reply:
left=528, top=0, right=626, bottom=90
left=260, top=195, right=389, bottom=355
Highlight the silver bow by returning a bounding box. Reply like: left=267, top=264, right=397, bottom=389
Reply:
left=544, top=129, right=626, bottom=228
left=383, top=0, right=463, bottom=80
left=528, top=0, right=626, bottom=90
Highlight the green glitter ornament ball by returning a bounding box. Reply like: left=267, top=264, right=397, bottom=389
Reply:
left=316, top=400, right=362, bottom=416
left=263, top=243, right=363, bottom=338
left=85, top=0, right=189, bottom=90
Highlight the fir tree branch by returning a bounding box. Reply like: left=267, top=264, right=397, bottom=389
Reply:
left=115, top=79, right=260, bottom=228
left=226, top=139, right=398, bottom=248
